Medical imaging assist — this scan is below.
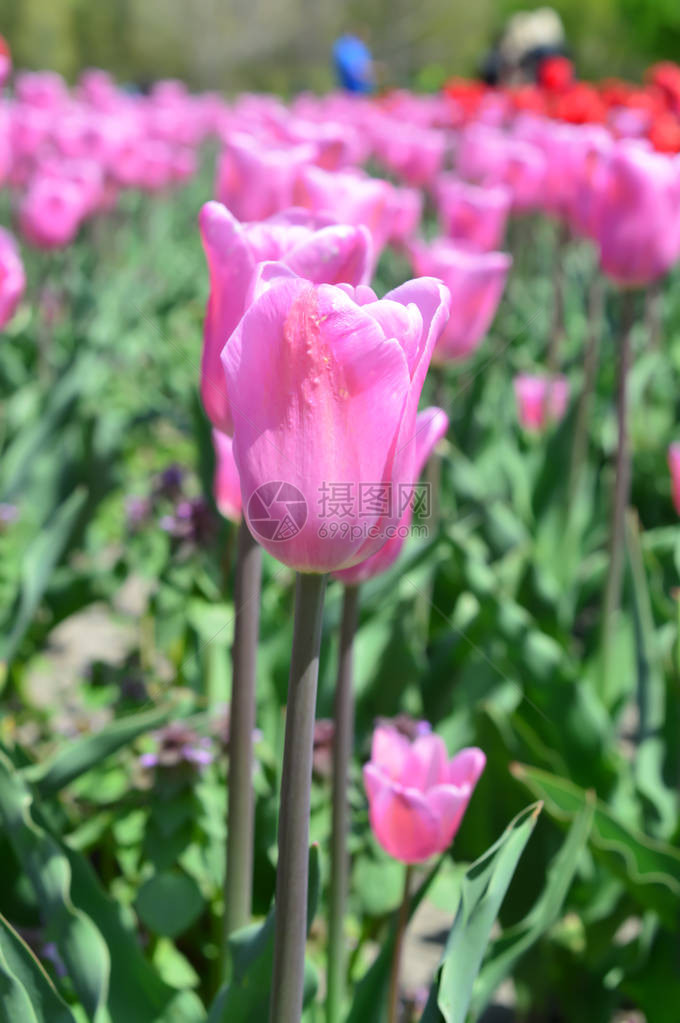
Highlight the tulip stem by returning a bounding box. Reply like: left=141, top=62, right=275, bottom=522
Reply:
left=270, top=572, right=328, bottom=1023
left=387, top=865, right=412, bottom=1023
left=602, top=289, right=636, bottom=700
left=326, top=584, right=360, bottom=1023
left=547, top=221, right=568, bottom=376
left=223, top=521, right=262, bottom=951
left=567, top=274, right=604, bottom=509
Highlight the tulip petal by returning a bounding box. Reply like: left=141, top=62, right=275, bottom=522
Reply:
left=370, top=727, right=411, bottom=780
left=403, top=732, right=449, bottom=791
left=222, top=277, right=411, bottom=571
left=286, top=224, right=373, bottom=286
left=369, top=779, right=441, bottom=863
left=447, top=747, right=486, bottom=788
left=427, top=783, right=472, bottom=848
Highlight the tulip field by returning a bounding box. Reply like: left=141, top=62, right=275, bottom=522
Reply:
left=2, top=62, right=680, bottom=1023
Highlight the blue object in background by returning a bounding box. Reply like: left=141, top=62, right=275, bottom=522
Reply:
left=333, top=35, right=375, bottom=94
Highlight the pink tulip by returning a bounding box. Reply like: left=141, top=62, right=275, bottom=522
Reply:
left=363, top=726, right=485, bottom=863
left=371, top=118, right=447, bottom=186
left=591, top=143, right=680, bottom=286
left=457, top=124, right=546, bottom=211
left=435, top=176, right=511, bottom=251
left=514, top=374, right=569, bottom=432
left=216, top=133, right=316, bottom=221
left=221, top=263, right=450, bottom=572
left=668, top=444, right=680, bottom=516
left=19, top=176, right=86, bottom=249
left=293, top=165, right=395, bottom=258
left=333, top=408, right=448, bottom=584
left=0, top=228, right=25, bottom=328
left=198, top=201, right=372, bottom=435
left=213, top=429, right=242, bottom=523
left=409, top=239, right=511, bottom=363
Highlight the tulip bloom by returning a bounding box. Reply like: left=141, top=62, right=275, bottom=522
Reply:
left=213, top=429, right=242, bottom=523
left=409, top=239, right=511, bottom=363
left=0, top=228, right=26, bottom=329
left=293, top=165, right=396, bottom=257
left=435, top=176, right=511, bottom=252
left=198, top=201, right=372, bottom=435
left=215, top=133, right=315, bottom=221
left=333, top=408, right=448, bottom=584
left=363, top=726, right=485, bottom=863
left=221, top=264, right=450, bottom=572
left=591, top=142, right=680, bottom=286
left=668, top=444, right=680, bottom=516
left=514, top=373, right=569, bottom=432
left=19, top=176, right=85, bottom=249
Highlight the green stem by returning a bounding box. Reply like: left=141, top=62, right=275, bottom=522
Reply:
left=270, top=572, right=328, bottom=1023
left=224, top=521, right=262, bottom=947
left=567, top=274, right=604, bottom=508
left=387, top=865, right=412, bottom=1023
left=546, top=221, right=568, bottom=376
left=326, top=584, right=360, bottom=1023
left=602, top=289, right=636, bottom=699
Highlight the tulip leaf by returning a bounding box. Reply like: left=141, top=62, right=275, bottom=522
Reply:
left=625, top=510, right=676, bottom=838
left=469, top=799, right=593, bottom=1017
left=0, top=487, right=87, bottom=667
left=428, top=801, right=542, bottom=1023
left=22, top=704, right=172, bottom=796
left=206, top=844, right=321, bottom=1022
left=0, top=751, right=109, bottom=1020
left=510, top=762, right=680, bottom=925
left=0, top=912, right=77, bottom=1023
left=346, top=856, right=443, bottom=1023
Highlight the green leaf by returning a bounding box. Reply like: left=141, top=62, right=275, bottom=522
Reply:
left=434, top=801, right=542, bottom=1023
left=136, top=871, right=205, bottom=938
left=63, top=846, right=205, bottom=1023
left=346, top=857, right=443, bottom=1023
left=206, top=845, right=321, bottom=1022
left=625, top=510, right=676, bottom=838
left=1, top=487, right=87, bottom=666
left=23, top=705, right=171, bottom=796
left=511, top=763, right=680, bottom=925
left=0, top=751, right=109, bottom=1020
left=470, top=800, right=593, bottom=1016
left=0, top=913, right=77, bottom=1023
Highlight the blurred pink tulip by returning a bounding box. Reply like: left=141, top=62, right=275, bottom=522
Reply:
left=293, top=165, right=395, bottom=258
left=0, top=228, right=25, bottom=328
left=213, top=429, right=242, bottom=523
left=457, top=124, right=546, bottom=210
left=19, top=176, right=85, bottom=249
left=221, top=263, right=450, bottom=572
left=668, top=444, right=680, bottom=516
left=333, top=408, right=448, bottom=584
left=216, top=133, right=315, bottom=221
left=198, top=201, right=373, bottom=435
left=591, top=143, right=680, bottom=286
left=409, top=239, right=511, bottom=362
left=363, top=726, right=485, bottom=863
left=435, top=176, right=511, bottom=251
left=514, top=374, right=569, bottom=432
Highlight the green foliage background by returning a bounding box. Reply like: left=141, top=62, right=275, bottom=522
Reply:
left=0, top=0, right=677, bottom=94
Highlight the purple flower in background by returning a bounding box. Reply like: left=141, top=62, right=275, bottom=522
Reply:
left=140, top=722, right=214, bottom=771
left=125, top=495, right=151, bottom=528
left=154, top=463, right=185, bottom=498
left=0, top=503, right=18, bottom=526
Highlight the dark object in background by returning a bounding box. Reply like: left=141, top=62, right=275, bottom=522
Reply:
left=480, top=7, right=569, bottom=86
left=333, top=34, right=375, bottom=94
